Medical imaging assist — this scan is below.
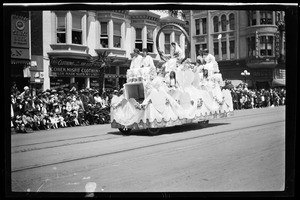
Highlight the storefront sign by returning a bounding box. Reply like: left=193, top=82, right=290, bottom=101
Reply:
left=11, top=11, right=30, bottom=60
left=11, top=48, right=30, bottom=59
left=50, top=58, right=102, bottom=77
left=252, top=70, right=272, bottom=78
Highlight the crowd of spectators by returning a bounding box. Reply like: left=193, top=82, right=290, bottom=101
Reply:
left=10, top=83, right=118, bottom=133
left=224, top=82, right=286, bottom=110
left=10, top=81, right=286, bottom=134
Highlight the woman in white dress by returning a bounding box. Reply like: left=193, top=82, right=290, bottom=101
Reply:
left=163, top=42, right=185, bottom=74
left=140, top=48, right=156, bottom=81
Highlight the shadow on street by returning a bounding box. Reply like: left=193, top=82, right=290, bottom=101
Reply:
left=107, top=122, right=230, bottom=136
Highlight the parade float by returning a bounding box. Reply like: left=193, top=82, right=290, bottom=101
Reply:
left=110, top=23, right=234, bottom=135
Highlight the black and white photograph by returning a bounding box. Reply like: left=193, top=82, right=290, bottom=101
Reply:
left=3, top=2, right=297, bottom=198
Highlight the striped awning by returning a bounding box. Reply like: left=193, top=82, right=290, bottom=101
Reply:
left=272, top=79, right=285, bottom=86
left=11, top=59, right=31, bottom=65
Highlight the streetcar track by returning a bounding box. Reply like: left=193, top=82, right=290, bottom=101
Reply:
left=11, top=109, right=283, bottom=154
left=12, top=108, right=283, bottom=149
left=11, top=136, right=118, bottom=154
left=12, top=119, right=284, bottom=173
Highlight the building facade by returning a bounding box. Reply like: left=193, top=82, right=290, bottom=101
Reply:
left=12, top=10, right=286, bottom=92
left=27, top=10, right=187, bottom=92
left=187, top=10, right=286, bottom=89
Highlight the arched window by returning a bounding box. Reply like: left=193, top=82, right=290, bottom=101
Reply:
left=213, top=16, right=219, bottom=32
left=229, top=13, right=235, bottom=30
left=221, top=15, right=227, bottom=31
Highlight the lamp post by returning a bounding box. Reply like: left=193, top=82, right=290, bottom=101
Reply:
left=241, top=70, right=250, bottom=84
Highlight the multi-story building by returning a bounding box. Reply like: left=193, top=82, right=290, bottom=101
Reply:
left=25, top=10, right=187, bottom=91
left=186, top=10, right=286, bottom=89
left=11, top=9, right=285, bottom=91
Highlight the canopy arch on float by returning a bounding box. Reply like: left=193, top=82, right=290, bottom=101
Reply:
left=155, top=23, right=191, bottom=63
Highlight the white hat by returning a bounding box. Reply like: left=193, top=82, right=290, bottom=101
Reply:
left=24, top=86, right=29, bottom=90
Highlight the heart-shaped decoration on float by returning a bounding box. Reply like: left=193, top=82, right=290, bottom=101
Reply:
left=183, top=69, right=194, bottom=87
left=119, top=98, right=128, bottom=108
left=192, top=72, right=201, bottom=88
left=148, top=89, right=166, bottom=113
left=222, top=89, right=233, bottom=108
left=111, top=95, right=123, bottom=107
left=179, top=92, right=192, bottom=110
left=176, top=70, right=184, bottom=88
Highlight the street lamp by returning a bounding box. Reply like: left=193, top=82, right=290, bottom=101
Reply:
left=241, top=70, right=250, bottom=84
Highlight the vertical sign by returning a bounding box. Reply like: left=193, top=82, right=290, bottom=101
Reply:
left=255, top=31, right=259, bottom=58
left=11, top=11, right=30, bottom=60
left=275, top=30, right=280, bottom=59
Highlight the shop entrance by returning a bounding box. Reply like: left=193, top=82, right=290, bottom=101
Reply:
left=255, top=81, right=270, bottom=90
left=75, top=77, right=86, bottom=90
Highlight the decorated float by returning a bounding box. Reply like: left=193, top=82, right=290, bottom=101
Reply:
left=110, top=23, right=234, bottom=135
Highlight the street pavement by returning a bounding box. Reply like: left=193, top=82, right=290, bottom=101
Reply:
left=11, top=106, right=285, bottom=193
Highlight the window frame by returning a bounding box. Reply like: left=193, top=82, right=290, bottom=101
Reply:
left=113, top=22, right=122, bottom=48
left=195, top=18, right=200, bottom=35
left=229, top=13, right=235, bottom=30
left=71, top=14, right=83, bottom=45
left=202, top=18, right=207, bottom=34
left=164, top=33, right=171, bottom=54
left=221, top=15, right=227, bottom=32
left=213, top=16, right=219, bottom=33
left=100, top=21, right=108, bottom=48
left=56, top=12, right=67, bottom=44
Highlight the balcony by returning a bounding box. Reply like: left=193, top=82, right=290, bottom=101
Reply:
left=246, top=56, right=277, bottom=69
left=48, top=43, right=90, bottom=59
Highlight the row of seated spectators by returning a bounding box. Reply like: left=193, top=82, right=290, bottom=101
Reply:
left=11, top=85, right=120, bottom=133
left=223, top=82, right=286, bottom=110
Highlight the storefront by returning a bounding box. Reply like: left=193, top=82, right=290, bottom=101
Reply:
left=49, top=57, right=101, bottom=90
left=11, top=11, right=31, bottom=91
left=251, top=69, right=273, bottom=89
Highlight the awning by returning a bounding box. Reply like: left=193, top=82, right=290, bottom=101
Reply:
left=11, top=59, right=31, bottom=65
left=226, top=79, right=253, bottom=88
left=229, top=80, right=244, bottom=87
left=272, top=79, right=285, bottom=87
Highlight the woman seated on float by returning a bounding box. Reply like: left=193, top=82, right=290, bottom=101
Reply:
left=163, top=42, right=185, bottom=75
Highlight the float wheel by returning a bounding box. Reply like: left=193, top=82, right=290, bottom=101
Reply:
left=147, top=128, right=161, bottom=136
left=119, top=128, right=132, bottom=135
left=199, top=120, right=209, bottom=128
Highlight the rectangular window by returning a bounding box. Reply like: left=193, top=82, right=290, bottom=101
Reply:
left=195, top=44, right=200, bottom=56
left=195, top=19, right=200, bottom=35
left=119, top=66, right=129, bottom=75
left=113, top=22, right=121, bottom=48
left=252, top=11, right=257, bottom=25
left=56, top=13, right=66, bottom=43
left=105, top=66, right=116, bottom=74
left=229, top=40, right=235, bottom=54
left=201, top=43, right=207, bottom=51
left=147, top=29, right=154, bottom=52
left=135, top=28, right=142, bottom=51
left=72, top=15, right=82, bottom=44
left=100, top=22, right=108, bottom=48
left=221, top=41, right=226, bottom=55
left=213, top=17, right=219, bottom=32
left=202, top=18, right=207, bottom=34
left=213, top=42, right=219, bottom=56
left=260, top=36, right=273, bottom=56
left=164, top=33, right=170, bottom=54
left=260, top=11, right=273, bottom=25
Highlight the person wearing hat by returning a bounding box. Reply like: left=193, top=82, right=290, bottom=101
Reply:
left=94, top=91, right=103, bottom=107
left=19, top=86, right=31, bottom=101
left=130, top=48, right=143, bottom=70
